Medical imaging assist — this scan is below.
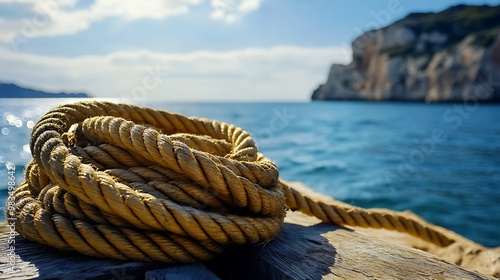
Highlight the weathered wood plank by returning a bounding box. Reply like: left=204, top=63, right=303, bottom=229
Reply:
left=0, top=213, right=494, bottom=279
left=1, top=183, right=496, bottom=279
left=287, top=182, right=500, bottom=278
left=206, top=211, right=492, bottom=279
left=145, top=263, right=220, bottom=280
left=0, top=229, right=166, bottom=279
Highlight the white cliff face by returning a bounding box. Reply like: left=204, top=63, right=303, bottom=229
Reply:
left=425, top=36, right=486, bottom=102
left=312, top=5, right=500, bottom=102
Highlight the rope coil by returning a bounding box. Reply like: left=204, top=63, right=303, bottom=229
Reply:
left=7, top=101, right=457, bottom=263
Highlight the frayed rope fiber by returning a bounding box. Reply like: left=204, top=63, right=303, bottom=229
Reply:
left=7, top=101, right=459, bottom=263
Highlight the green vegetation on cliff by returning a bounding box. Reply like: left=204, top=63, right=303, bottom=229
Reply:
left=381, top=5, right=500, bottom=58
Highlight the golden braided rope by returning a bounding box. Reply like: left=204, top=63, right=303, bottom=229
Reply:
left=7, top=101, right=458, bottom=263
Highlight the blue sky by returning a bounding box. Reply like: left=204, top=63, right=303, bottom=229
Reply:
left=0, top=0, right=498, bottom=101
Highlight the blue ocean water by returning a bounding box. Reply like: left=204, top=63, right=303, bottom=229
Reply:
left=1, top=98, right=499, bottom=247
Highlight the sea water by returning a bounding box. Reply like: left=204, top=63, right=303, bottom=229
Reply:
left=1, top=98, right=499, bottom=247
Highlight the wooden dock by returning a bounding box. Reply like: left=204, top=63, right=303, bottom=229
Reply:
left=0, top=212, right=494, bottom=279
left=0, top=184, right=497, bottom=279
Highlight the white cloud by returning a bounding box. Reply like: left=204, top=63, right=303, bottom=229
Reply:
left=0, top=0, right=75, bottom=4
left=238, top=0, right=260, bottom=12
left=210, top=0, right=261, bottom=23
left=0, top=17, right=21, bottom=42
left=0, top=45, right=352, bottom=101
left=85, top=0, right=202, bottom=20
left=0, top=0, right=262, bottom=42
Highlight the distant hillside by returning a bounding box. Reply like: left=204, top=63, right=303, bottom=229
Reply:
left=312, top=4, right=500, bottom=102
left=0, top=83, right=90, bottom=98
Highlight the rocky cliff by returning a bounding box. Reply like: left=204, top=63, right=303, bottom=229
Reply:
left=312, top=5, right=500, bottom=102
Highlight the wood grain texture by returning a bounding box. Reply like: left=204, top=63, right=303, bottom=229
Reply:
left=207, top=211, right=492, bottom=279
left=145, top=263, right=220, bottom=280
left=0, top=224, right=166, bottom=279
left=0, top=211, right=493, bottom=279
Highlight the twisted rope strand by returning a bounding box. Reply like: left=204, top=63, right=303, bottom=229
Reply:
left=7, top=101, right=458, bottom=263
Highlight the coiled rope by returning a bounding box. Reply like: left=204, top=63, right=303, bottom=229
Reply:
left=7, top=101, right=459, bottom=263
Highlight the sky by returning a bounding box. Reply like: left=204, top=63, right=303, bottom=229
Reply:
left=0, top=0, right=498, bottom=102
